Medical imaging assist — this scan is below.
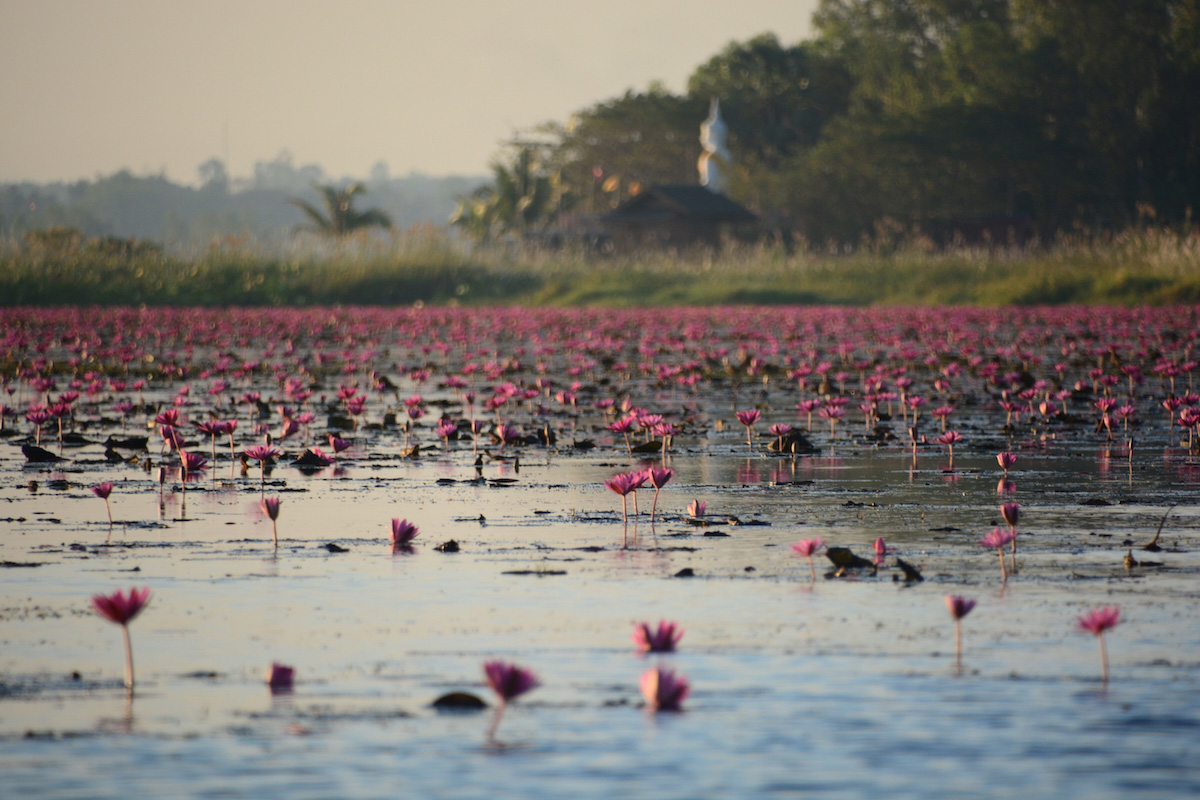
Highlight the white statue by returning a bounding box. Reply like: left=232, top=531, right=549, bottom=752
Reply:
left=698, top=97, right=731, bottom=193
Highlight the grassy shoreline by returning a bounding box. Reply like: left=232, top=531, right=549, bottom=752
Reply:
left=3, top=227, right=1199, bottom=307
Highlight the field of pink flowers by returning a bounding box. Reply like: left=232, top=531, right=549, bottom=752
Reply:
left=1, top=304, right=1198, bottom=799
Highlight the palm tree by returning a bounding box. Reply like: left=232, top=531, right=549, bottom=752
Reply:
left=450, top=145, right=568, bottom=243
left=289, top=182, right=391, bottom=237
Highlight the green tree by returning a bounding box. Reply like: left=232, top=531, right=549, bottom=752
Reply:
left=289, top=182, right=392, bottom=237
left=798, top=0, right=1200, bottom=236
left=687, top=33, right=851, bottom=165
left=547, top=85, right=705, bottom=214
left=451, top=142, right=568, bottom=241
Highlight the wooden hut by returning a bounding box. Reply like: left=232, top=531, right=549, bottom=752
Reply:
left=601, top=185, right=756, bottom=249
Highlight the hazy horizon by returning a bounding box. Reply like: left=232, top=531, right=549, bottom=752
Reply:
left=1, top=0, right=816, bottom=187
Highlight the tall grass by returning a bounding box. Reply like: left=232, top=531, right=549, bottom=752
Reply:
left=3, top=226, right=1198, bottom=307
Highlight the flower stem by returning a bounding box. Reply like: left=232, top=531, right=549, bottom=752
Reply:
left=1099, top=632, right=1110, bottom=684
left=486, top=701, right=506, bottom=742
left=122, top=624, right=135, bottom=693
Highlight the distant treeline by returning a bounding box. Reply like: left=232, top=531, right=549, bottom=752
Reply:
left=0, top=151, right=483, bottom=250
left=458, top=0, right=1200, bottom=245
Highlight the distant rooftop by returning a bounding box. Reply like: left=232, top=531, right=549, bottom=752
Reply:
left=603, top=185, right=757, bottom=224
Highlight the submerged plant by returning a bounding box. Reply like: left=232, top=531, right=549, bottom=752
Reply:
left=92, top=586, right=151, bottom=692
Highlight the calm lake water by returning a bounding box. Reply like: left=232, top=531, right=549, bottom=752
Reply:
left=1, top=306, right=1197, bottom=798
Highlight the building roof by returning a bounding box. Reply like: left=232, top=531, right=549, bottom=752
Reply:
left=602, top=185, right=757, bottom=224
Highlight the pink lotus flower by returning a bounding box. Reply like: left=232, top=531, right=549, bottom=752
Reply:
left=945, top=594, right=976, bottom=672
left=483, top=660, right=540, bottom=740
left=641, top=666, right=690, bottom=712
left=244, top=444, right=280, bottom=483
left=791, top=537, right=824, bottom=558
left=632, top=620, right=684, bottom=653
left=873, top=535, right=888, bottom=565
left=605, top=471, right=643, bottom=523
left=687, top=499, right=706, bottom=519
left=279, top=417, right=300, bottom=440
left=484, top=660, right=540, bottom=703
left=791, top=537, right=825, bottom=582
left=155, top=408, right=180, bottom=428
left=647, top=466, right=673, bottom=522
left=769, top=422, right=793, bottom=448
left=945, top=594, right=976, bottom=620
left=390, top=518, right=419, bottom=547
left=328, top=435, right=350, bottom=455
left=608, top=416, right=636, bottom=455
left=735, top=408, right=760, bottom=449
left=244, top=444, right=281, bottom=463
left=937, top=429, right=963, bottom=467
left=92, top=586, right=151, bottom=691
left=979, top=527, right=1016, bottom=549
left=1000, top=501, right=1021, bottom=573
left=267, top=661, right=295, bottom=692
left=996, top=451, right=1016, bottom=472
left=818, top=404, right=846, bottom=437
left=1078, top=606, right=1120, bottom=683
left=796, top=398, right=821, bottom=429
left=979, top=527, right=1016, bottom=582
left=159, top=423, right=183, bottom=452
left=261, top=496, right=281, bottom=546
left=179, top=450, right=208, bottom=477
left=735, top=409, right=761, bottom=426
left=93, top=482, right=114, bottom=525
left=304, top=447, right=334, bottom=466
left=93, top=586, right=151, bottom=626
left=1078, top=605, right=1121, bottom=635
left=494, top=423, right=520, bottom=447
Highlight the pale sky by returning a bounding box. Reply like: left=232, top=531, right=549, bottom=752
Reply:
left=0, top=0, right=817, bottom=185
